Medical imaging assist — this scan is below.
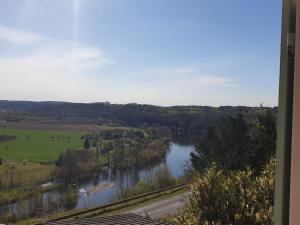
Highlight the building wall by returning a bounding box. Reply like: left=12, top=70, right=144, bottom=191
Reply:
left=290, top=0, right=300, bottom=224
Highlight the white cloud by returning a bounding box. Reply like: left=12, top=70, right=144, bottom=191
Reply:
left=0, top=25, right=44, bottom=44
left=0, top=24, right=114, bottom=102
left=0, top=49, right=106, bottom=99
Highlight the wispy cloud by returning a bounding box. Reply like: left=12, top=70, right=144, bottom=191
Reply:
left=0, top=25, right=44, bottom=44
left=145, top=66, right=234, bottom=88
left=99, top=66, right=236, bottom=106
left=0, top=24, right=114, bottom=102
left=0, top=25, right=236, bottom=106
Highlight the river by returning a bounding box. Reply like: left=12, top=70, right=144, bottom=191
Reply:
left=0, top=142, right=194, bottom=219
left=75, top=142, right=194, bottom=208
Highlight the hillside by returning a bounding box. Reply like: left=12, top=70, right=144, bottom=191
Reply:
left=0, top=100, right=277, bottom=142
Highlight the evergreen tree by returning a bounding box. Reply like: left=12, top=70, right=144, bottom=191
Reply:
left=252, top=109, right=277, bottom=170
left=221, top=112, right=253, bottom=170
left=191, top=126, right=223, bottom=171
left=191, top=112, right=254, bottom=171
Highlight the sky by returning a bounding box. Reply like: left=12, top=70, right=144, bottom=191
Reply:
left=0, top=0, right=282, bottom=106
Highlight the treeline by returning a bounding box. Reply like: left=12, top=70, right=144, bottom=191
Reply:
left=0, top=100, right=277, bottom=141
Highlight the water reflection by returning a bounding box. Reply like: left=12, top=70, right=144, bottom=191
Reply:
left=75, top=142, right=194, bottom=208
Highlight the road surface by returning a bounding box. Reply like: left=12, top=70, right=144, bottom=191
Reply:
left=126, top=192, right=191, bottom=219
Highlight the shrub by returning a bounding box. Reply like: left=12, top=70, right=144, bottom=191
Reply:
left=113, top=165, right=176, bottom=201
left=151, top=166, right=176, bottom=189
left=171, top=158, right=275, bottom=225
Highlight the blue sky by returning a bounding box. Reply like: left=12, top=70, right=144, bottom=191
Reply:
left=0, top=0, right=282, bottom=106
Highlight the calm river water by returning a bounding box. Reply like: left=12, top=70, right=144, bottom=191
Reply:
left=75, top=142, right=194, bottom=208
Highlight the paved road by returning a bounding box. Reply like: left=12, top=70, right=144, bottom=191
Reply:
left=126, top=192, right=191, bottom=219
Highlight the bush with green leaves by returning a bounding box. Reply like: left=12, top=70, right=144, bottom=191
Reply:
left=171, top=158, right=275, bottom=225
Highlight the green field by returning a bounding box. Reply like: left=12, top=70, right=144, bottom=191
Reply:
left=0, top=128, right=85, bottom=162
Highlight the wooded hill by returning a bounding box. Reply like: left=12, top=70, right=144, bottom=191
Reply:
left=0, top=100, right=277, bottom=141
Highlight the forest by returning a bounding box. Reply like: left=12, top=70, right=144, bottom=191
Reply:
left=0, top=100, right=277, bottom=140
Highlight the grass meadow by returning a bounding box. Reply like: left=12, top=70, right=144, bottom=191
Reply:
left=0, top=128, right=85, bottom=162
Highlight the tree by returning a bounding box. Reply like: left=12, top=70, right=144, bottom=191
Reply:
left=83, top=138, right=90, bottom=149
left=134, top=130, right=145, bottom=140
left=111, top=140, right=126, bottom=170
left=191, top=112, right=254, bottom=171
left=220, top=112, right=254, bottom=170
left=94, top=135, right=101, bottom=159
left=190, top=126, right=223, bottom=171
left=252, top=109, right=277, bottom=171
left=55, top=150, right=79, bottom=184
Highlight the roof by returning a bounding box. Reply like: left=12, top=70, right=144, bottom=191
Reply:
left=44, top=213, right=170, bottom=225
